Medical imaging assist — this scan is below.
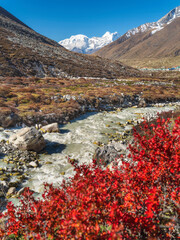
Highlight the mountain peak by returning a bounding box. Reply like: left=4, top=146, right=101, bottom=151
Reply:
left=70, top=34, right=88, bottom=39
left=103, top=31, right=111, bottom=36
left=102, top=31, right=119, bottom=40
left=158, top=6, right=180, bottom=25
left=59, top=31, right=119, bottom=54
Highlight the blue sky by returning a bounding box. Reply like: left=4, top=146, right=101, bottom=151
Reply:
left=1, top=0, right=180, bottom=41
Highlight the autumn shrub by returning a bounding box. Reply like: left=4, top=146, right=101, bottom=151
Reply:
left=16, top=87, right=36, bottom=93
left=0, top=117, right=179, bottom=239
left=0, top=86, right=11, bottom=98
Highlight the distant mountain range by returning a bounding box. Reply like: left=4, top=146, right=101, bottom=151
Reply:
left=94, top=6, right=180, bottom=68
left=0, top=6, right=139, bottom=78
left=59, top=32, right=119, bottom=54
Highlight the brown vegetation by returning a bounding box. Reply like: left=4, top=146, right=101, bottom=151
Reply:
left=0, top=7, right=140, bottom=79
left=0, top=75, right=179, bottom=127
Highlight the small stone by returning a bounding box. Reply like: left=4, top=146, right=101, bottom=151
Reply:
left=6, top=187, right=16, bottom=196
left=41, top=123, right=59, bottom=133
left=29, top=161, right=38, bottom=168
left=45, top=161, right=52, bottom=165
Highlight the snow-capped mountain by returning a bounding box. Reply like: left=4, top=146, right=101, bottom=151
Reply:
left=59, top=31, right=119, bottom=54
left=59, top=6, right=180, bottom=55
left=158, top=6, right=180, bottom=25
left=125, top=6, right=180, bottom=38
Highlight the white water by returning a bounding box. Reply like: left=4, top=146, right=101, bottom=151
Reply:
left=0, top=104, right=179, bottom=196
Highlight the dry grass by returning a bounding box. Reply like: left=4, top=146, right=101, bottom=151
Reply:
left=121, top=56, right=180, bottom=69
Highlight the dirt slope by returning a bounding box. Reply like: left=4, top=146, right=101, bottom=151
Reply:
left=95, top=18, right=180, bottom=68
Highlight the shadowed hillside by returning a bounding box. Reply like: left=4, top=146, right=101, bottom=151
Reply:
left=0, top=6, right=140, bottom=79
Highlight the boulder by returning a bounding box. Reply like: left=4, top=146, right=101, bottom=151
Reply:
left=94, top=145, right=120, bottom=166
left=9, top=127, right=45, bottom=152
left=138, top=98, right=147, bottom=107
left=110, top=141, right=127, bottom=152
left=41, top=122, right=59, bottom=133
left=94, top=141, right=127, bottom=166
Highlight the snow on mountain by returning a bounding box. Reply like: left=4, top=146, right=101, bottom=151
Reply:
left=59, top=31, right=119, bottom=54
left=59, top=6, right=180, bottom=54
left=158, top=6, right=180, bottom=25
left=125, top=6, right=180, bottom=38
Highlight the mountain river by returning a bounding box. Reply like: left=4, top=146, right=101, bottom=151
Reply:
left=0, top=103, right=179, bottom=203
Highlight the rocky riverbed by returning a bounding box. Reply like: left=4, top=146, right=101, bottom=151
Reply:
left=0, top=102, right=179, bottom=209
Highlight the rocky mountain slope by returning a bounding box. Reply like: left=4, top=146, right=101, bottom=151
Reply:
left=59, top=32, right=119, bottom=54
left=94, top=6, right=180, bottom=68
left=0, top=6, right=140, bottom=79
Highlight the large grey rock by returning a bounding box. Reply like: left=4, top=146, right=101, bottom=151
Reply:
left=94, top=141, right=127, bottom=166
left=9, top=127, right=45, bottom=152
left=41, top=122, right=59, bottom=133
left=109, top=141, right=127, bottom=152
left=94, top=145, right=120, bottom=166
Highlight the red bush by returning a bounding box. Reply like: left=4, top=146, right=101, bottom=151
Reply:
left=0, top=117, right=179, bottom=239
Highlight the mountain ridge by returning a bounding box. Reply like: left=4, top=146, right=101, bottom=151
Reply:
left=0, top=6, right=140, bottom=78
left=94, top=6, right=180, bottom=68
left=0, top=6, right=31, bottom=29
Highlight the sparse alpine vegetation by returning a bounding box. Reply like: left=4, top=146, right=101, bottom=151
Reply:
left=0, top=6, right=139, bottom=79
left=0, top=75, right=179, bottom=128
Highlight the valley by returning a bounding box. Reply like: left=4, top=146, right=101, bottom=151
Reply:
left=0, top=3, right=179, bottom=239
left=0, top=103, right=179, bottom=204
